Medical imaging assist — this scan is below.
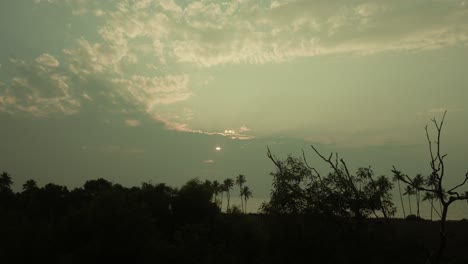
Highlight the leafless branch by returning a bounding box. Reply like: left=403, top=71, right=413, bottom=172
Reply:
left=302, top=149, right=323, bottom=183
left=448, top=172, right=468, bottom=194
left=391, top=166, right=438, bottom=194
left=267, top=146, right=282, bottom=172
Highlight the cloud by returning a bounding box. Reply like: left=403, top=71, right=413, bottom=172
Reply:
left=152, top=112, right=255, bottom=139
left=81, top=145, right=145, bottom=155
left=30, top=0, right=468, bottom=68
left=5, top=0, right=468, bottom=141
left=36, top=53, right=60, bottom=68
left=112, top=74, right=191, bottom=113
left=125, top=119, right=141, bottom=127
left=417, top=106, right=464, bottom=116
left=0, top=59, right=80, bottom=116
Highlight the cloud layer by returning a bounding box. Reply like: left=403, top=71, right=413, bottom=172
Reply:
left=2, top=0, right=468, bottom=139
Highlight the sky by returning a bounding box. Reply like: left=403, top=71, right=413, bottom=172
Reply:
left=1, top=0, right=468, bottom=217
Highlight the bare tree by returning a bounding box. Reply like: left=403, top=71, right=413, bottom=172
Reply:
left=391, top=111, right=468, bottom=263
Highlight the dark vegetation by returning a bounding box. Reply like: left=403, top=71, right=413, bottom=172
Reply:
left=1, top=113, right=467, bottom=264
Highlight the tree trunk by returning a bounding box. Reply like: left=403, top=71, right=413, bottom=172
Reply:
left=408, top=195, right=412, bottom=215
left=227, top=191, right=230, bottom=212
left=417, top=191, right=420, bottom=218
left=221, top=192, right=224, bottom=210
left=435, top=204, right=449, bottom=264
left=244, top=198, right=247, bottom=214
left=398, top=181, right=406, bottom=218
left=430, top=199, right=433, bottom=221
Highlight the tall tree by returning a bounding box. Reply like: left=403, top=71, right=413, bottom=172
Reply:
left=403, top=185, right=415, bottom=216
left=236, top=174, right=246, bottom=212
left=223, top=178, right=234, bottom=212
left=422, top=191, right=441, bottom=221
left=392, top=173, right=406, bottom=218
left=413, top=174, right=425, bottom=218
left=241, top=186, right=252, bottom=214
left=392, top=111, right=468, bottom=263
left=211, top=180, right=221, bottom=206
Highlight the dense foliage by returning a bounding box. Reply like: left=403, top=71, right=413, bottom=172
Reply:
left=261, top=154, right=396, bottom=221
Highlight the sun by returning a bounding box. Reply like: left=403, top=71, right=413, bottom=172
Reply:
left=215, top=146, right=221, bottom=151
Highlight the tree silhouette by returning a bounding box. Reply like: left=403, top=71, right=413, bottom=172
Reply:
left=392, top=173, right=406, bottom=218
left=392, top=111, right=468, bottom=263
left=0, top=171, right=13, bottom=191
left=265, top=147, right=395, bottom=220
left=83, top=178, right=113, bottom=197
left=403, top=185, right=415, bottom=216
left=22, top=179, right=38, bottom=192
left=223, top=178, right=234, bottom=212
left=236, top=174, right=246, bottom=212
left=308, top=147, right=396, bottom=221
left=211, top=180, right=221, bottom=206
left=263, top=153, right=312, bottom=214
left=413, top=174, right=424, bottom=218
left=240, top=186, right=252, bottom=213
left=422, top=191, right=441, bottom=221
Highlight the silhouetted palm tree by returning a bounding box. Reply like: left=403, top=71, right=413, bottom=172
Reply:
left=236, top=174, right=246, bottom=212
left=423, top=191, right=441, bottom=221
left=223, top=178, right=234, bottom=212
left=212, top=180, right=221, bottom=206
left=241, top=186, right=252, bottom=214
left=426, top=173, right=443, bottom=215
left=392, top=173, right=406, bottom=218
left=403, top=185, right=416, bottom=216
left=413, top=174, right=424, bottom=218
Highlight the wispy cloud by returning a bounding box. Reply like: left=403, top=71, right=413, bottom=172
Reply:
left=417, top=106, right=464, bottom=116
left=125, top=119, right=141, bottom=127
left=81, top=145, right=145, bottom=155
left=4, top=0, right=468, bottom=141
left=0, top=58, right=80, bottom=116
left=52, top=0, right=468, bottom=68
left=36, top=53, right=60, bottom=68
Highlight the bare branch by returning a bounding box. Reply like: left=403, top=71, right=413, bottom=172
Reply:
left=267, top=146, right=282, bottom=172
left=425, top=124, right=436, bottom=170
left=302, top=149, right=323, bottom=184
left=448, top=172, right=468, bottom=194
left=391, top=166, right=438, bottom=194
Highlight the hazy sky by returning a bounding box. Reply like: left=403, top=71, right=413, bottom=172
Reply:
left=1, top=0, right=468, bottom=216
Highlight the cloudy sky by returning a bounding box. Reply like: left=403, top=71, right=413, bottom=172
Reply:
left=1, top=0, right=468, bottom=216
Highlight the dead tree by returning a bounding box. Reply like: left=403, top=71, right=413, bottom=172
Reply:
left=391, top=111, right=468, bottom=264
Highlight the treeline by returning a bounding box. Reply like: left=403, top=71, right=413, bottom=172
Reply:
left=0, top=172, right=257, bottom=263
left=2, top=171, right=463, bottom=264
